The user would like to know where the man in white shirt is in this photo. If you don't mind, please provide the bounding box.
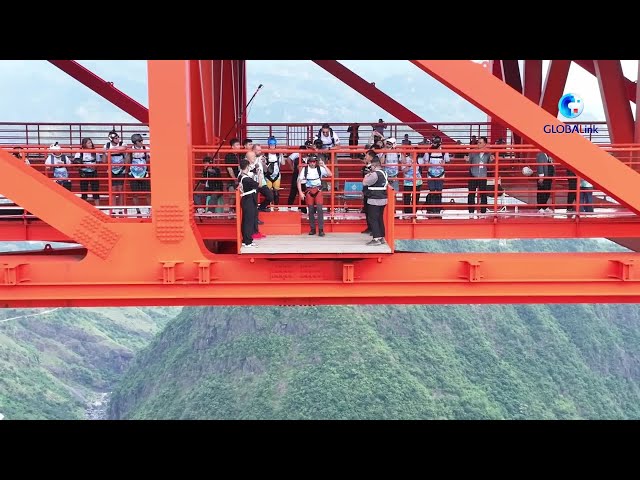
[314,123,340,149]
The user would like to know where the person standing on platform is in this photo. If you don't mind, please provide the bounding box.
[362,157,388,246]
[361,149,376,235]
[238,158,259,248]
[298,154,332,237]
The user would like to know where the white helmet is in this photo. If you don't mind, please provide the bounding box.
[385,137,397,147]
[49,142,61,157]
[522,166,533,176]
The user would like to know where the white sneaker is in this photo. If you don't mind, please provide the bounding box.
[538,208,546,214]
[242,243,257,248]
[545,207,554,214]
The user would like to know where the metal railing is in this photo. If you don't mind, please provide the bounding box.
[190,143,639,225]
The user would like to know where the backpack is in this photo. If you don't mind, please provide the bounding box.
[265,155,280,180]
[317,127,335,146]
[304,164,324,189]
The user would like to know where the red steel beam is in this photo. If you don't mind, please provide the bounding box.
[313,60,455,143]
[410,60,640,214]
[524,60,543,104]
[48,60,149,123]
[4,252,640,307]
[488,61,507,143]
[213,60,243,144]
[189,61,206,145]
[501,60,523,144]
[540,60,571,116]
[594,60,635,144]
[7,217,640,244]
[574,60,636,103]
[636,61,640,143]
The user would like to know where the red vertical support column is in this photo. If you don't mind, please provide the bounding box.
[540,60,570,116]
[488,60,507,144]
[236,60,247,141]
[147,60,209,262]
[189,61,206,146]
[594,60,635,144]
[199,60,214,145]
[212,60,241,146]
[636,61,640,143]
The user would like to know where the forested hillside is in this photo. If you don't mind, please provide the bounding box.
[108,239,640,420]
[0,306,180,419]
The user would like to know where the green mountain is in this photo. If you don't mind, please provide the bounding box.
[108,239,640,420]
[0,306,180,420]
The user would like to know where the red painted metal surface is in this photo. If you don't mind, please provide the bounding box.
[411,60,640,214]
[574,60,636,103]
[523,60,542,104]
[313,60,454,142]
[488,60,507,143]
[1,59,639,307]
[594,60,635,144]
[540,60,570,116]
[48,60,149,123]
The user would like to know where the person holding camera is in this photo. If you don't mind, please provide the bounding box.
[298,154,332,237]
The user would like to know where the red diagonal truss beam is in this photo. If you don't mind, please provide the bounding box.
[594,60,635,144]
[574,60,636,103]
[48,60,149,123]
[540,60,571,116]
[0,152,121,259]
[524,60,543,104]
[313,60,454,143]
[410,60,640,214]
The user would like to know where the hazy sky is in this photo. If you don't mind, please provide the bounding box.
[0,60,636,124]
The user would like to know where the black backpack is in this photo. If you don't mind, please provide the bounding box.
[317,127,335,146]
[304,164,324,189]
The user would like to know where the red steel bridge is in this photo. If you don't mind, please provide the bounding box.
[1,59,640,306]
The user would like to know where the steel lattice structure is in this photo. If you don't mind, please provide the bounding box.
[1,59,640,307]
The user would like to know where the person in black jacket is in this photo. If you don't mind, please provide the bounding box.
[238,158,260,247]
[361,150,376,235]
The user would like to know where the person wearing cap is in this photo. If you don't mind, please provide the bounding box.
[128,133,150,216]
[362,157,388,245]
[367,118,387,146]
[44,142,72,191]
[297,154,332,237]
[73,138,102,206]
[104,130,127,215]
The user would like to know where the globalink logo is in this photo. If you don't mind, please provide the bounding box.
[544,92,598,134]
[558,93,584,119]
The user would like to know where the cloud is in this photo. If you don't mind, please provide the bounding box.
[0,60,634,128]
